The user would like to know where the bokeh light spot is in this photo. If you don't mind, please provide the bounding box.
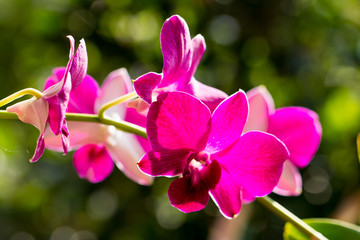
[155,194,185,229]
[87,187,118,221]
[303,167,332,205]
[209,15,240,45]
[51,226,76,240]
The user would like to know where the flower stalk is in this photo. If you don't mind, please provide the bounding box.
[98,91,138,119]
[0,110,147,139]
[0,88,43,108]
[66,112,147,139]
[257,196,328,240]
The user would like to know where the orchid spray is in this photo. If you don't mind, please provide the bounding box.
[0,16,338,240]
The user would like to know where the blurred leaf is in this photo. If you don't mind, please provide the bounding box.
[321,88,360,138]
[283,218,360,240]
[357,133,360,163]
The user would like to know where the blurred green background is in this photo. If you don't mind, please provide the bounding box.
[0,0,360,239]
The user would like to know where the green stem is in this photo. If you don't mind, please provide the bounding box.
[98,91,138,119]
[0,110,147,139]
[0,88,43,107]
[257,196,328,240]
[65,112,147,139]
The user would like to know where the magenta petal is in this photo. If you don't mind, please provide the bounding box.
[199,159,222,190]
[160,15,192,87]
[61,119,70,155]
[43,37,75,98]
[43,71,70,99]
[243,86,275,133]
[167,158,221,213]
[46,73,72,135]
[69,38,88,89]
[268,107,322,168]
[181,78,228,113]
[273,160,302,196]
[214,131,289,197]
[138,150,191,177]
[147,92,211,151]
[205,91,248,153]
[241,190,256,204]
[67,74,99,114]
[134,72,162,104]
[209,166,242,219]
[67,35,75,65]
[168,176,209,213]
[31,132,46,162]
[188,35,206,79]
[44,68,65,91]
[73,144,114,183]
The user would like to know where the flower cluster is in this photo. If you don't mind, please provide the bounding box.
[4,15,321,218]
[44,68,152,185]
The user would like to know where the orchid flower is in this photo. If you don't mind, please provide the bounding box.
[45,68,152,185]
[243,86,322,197]
[7,36,87,162]
[138,91,289,218]
[131,15,228,114]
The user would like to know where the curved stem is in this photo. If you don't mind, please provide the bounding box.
[257,196,328,240]
[0,110,147,139]
[0,88,43,107]
[98,91,138,119]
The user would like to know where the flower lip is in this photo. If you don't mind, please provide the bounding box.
[184,151,218,188]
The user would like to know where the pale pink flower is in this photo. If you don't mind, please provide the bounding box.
[7,36,87,162]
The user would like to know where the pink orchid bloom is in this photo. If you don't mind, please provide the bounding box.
[138,91,289,218]
[45,68,152,185]
[132,15,228,114]
[243,86,322,197]
[7,36,87,162]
